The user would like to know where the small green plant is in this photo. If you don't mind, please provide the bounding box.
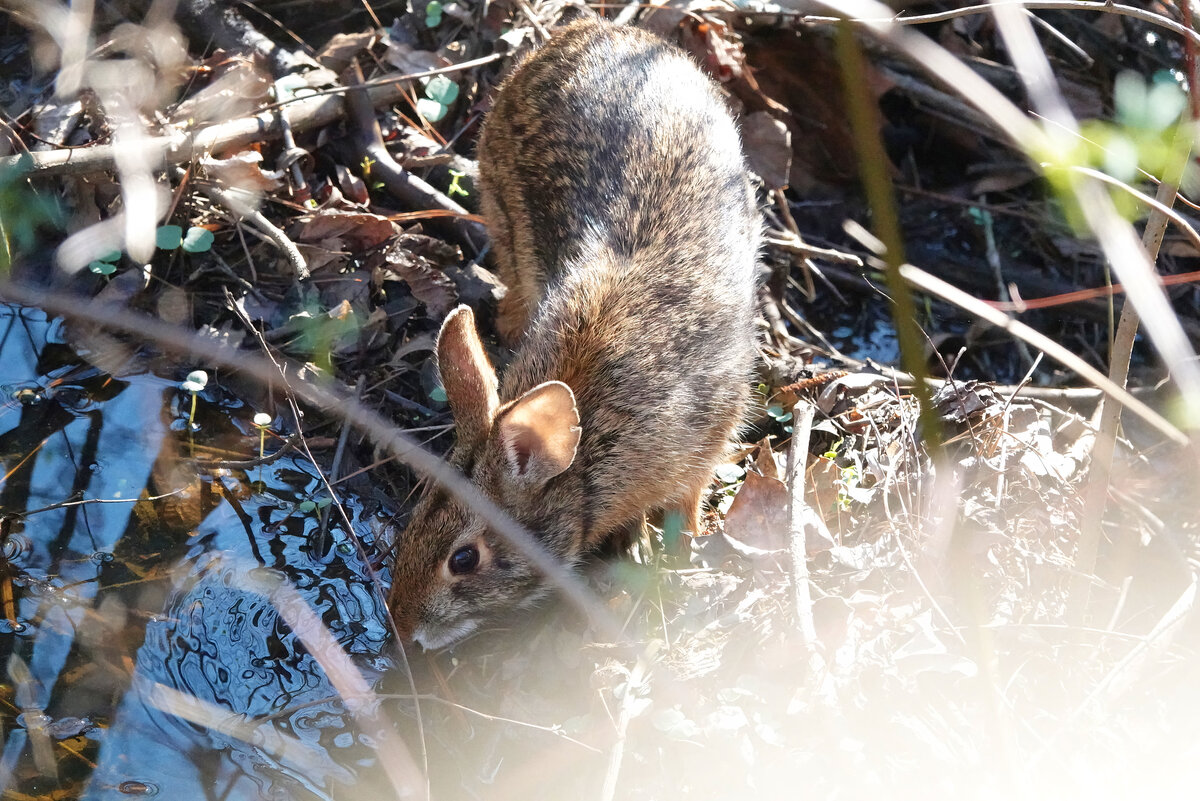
[416,75,459,123]
[766,402,793,433]
[1044,70,1192,228]
[156,224,215,253]
[88,250,121,275]
[447,168,469,198]
[424,0,443,27]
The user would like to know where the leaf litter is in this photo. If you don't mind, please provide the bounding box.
[0,0,1198,799]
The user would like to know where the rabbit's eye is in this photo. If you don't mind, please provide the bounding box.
[448,546,480,575]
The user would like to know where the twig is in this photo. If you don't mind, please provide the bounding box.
[765,232,864,266]
[898,263,1188,445]
[786,401,818,647]
[599,642,659,801]
[1071,127,1194,620]
[792,0,1200,48]
[176,0,316,76]
[375,694,602,752]
[345,62,486,252]
[192,433,301,470]
[221,284,431,780]
[180,167,309,280]
[0,57,501,178]
[1031,578,1197,772]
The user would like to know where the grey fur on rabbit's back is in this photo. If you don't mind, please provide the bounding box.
[389,19,761,650]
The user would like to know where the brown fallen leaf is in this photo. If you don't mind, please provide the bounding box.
[380,235,460,317]
[724,470,789,552]
[294,210,399,251]
[316,30,376,73]
[200,151,284,192]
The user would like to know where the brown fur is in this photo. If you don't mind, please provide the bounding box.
[388,19,761,649]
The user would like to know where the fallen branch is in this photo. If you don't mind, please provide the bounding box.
[345,62,486,251]
[1,57,501,178]
[178,167,310,281]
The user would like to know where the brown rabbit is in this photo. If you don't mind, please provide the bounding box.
[389,18,760,649]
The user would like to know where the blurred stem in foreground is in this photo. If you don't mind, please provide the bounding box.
[834,20,943,454]
[1071,124,1195,622]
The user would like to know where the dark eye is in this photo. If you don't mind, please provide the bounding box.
[448,546,480,575]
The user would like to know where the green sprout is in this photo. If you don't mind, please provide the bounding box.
[425,0,443,27]
[88,250,121,276]
[157,224,215,253]
[447,169,469,198]
[416,75,459,123]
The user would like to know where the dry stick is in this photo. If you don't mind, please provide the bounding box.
[897,264,1188,446]
[835,19,944,452]
[598,642,659,801]
[799,0,1200,48]
[0,282,625,646]
[1071,131,1194,621]
[1030,578,1197,771]
[786,402,818,648]
[140,679,359,789]
[0,56,501,178]
[179,167,310,281]
[260,573,428,801]
[222,286,430,778]
[765,232,865,267]
[344,62,485,252]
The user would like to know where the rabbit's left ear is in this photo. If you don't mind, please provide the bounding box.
[436,306,500,446]
[496,381,581,485]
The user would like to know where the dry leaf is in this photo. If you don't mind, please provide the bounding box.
[316,31,376,73]
[741,112,792,191]
[381,236,460,317]
[384,41,444,74]
[723,470,789,551]
[294,210,399,251]
[200,151,284,192]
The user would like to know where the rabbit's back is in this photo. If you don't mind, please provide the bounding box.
[479,21,760,540]
[479,21,760,343]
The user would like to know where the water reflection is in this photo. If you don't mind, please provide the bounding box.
[1,304,403,800]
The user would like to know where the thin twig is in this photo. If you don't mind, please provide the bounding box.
[0,56,502,178]
[181,167,309,280]
[897,263,1188,445]
[786,401,818,647]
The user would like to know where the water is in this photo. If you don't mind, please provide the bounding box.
[0,304,403,799]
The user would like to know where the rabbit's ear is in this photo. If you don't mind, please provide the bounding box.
[497,381,581,485]
[436,306,499,444]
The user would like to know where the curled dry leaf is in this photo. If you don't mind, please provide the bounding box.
[316,30,376,73]
[200,151,285,192]
[334,163,369,205]
[294,210,399,251]
[381,233,461,317]
[931,379,1003,426]
[384,41,445,74]
[723,470,789,552]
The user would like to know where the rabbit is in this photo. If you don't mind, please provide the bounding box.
[388,18,761,650]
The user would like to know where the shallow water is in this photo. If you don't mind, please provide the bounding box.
[1,304,403,800]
